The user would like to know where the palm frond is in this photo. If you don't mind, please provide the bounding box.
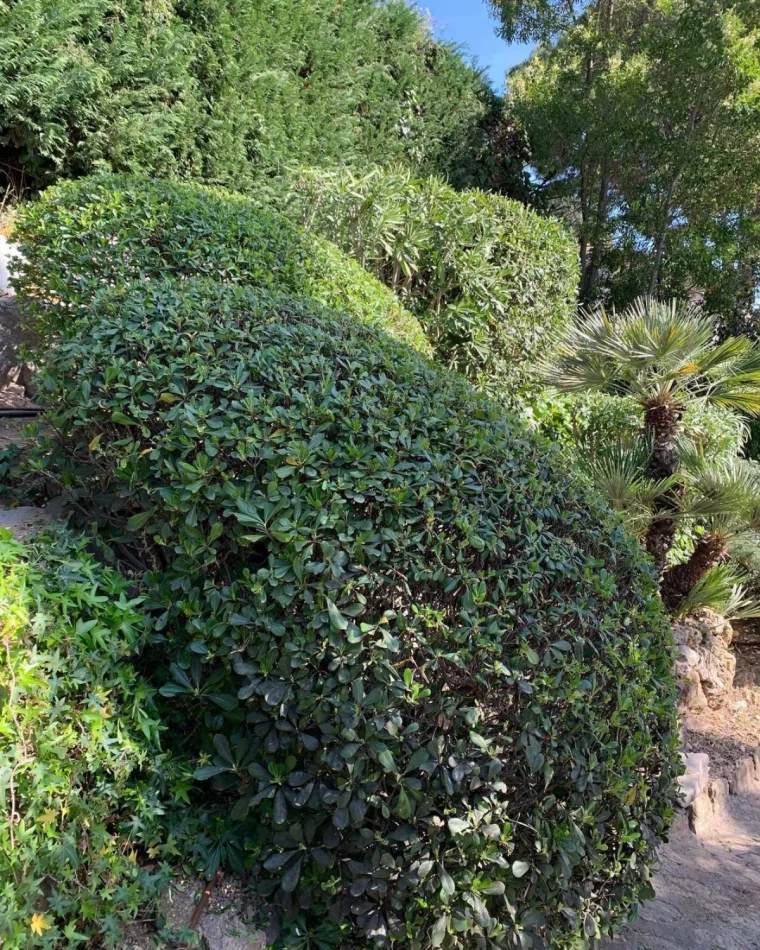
[576,433,675,535]
[693,334,754,376]
[671,564,727,618]
[678,445,760,523]
[545,297,722,402]
[693,345,760,414]
[671,563,760,620]
[547,296,760,420]
[613,297,714,372]
[543,307,624,392]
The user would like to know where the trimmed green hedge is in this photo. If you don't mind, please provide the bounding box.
[292,166,579,388]
[37,278,680,948]
[11,175,431,357]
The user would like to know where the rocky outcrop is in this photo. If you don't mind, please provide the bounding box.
[673,609,736,710]
[728,748,760,796]
[678,751,709,806]
[0,236,15,295]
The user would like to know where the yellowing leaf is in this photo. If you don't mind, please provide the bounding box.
[29,914,52,936]
[159,392,180,404]
[39,809,58,826]
[88,433,102,452]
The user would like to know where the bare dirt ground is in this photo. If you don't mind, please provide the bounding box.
[0,415,35,450]
[606,633,760,950]
[684,630,760,781]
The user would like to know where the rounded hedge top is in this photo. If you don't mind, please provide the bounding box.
[41,278,679,949]
[293,166,579,388]
[11,175,431,357]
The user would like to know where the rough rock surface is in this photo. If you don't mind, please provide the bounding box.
[728,751,760,796]
[0,296,38,397]
[0,236,15,294]
[673,610,736,710]
[677,751,709,806]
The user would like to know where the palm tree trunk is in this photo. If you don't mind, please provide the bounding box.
[643,398,682,572]
[660,533,728,613]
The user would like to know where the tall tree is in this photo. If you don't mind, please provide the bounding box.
[492,0,760,320]
[0,0,202,192]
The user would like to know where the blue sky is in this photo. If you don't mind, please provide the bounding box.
[418,1,534,93]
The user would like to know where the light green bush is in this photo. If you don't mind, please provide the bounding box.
[291,166,578,388]
[521,390,747,466]
[0,528,183,948]
[11,175,431,357]
[36,277,680,949]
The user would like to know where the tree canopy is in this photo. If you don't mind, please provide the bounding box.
[500,0,760,325]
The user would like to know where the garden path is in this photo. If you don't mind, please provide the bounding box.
[604,791,760,950]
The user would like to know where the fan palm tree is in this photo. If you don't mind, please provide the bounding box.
[547,297,760,569]
[660,450,760,611]
[576,433,760,617]
[574,432,677,537]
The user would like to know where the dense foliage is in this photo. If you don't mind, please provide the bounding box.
[0,528,179,948]
[522,390,747,470]
[34,277,680,948]
[11,175,430,356]
[0,0,513,197]
[500,0,760,326]
[292,167,577,388]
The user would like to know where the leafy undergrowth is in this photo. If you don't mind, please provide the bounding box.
[0,528,187,948]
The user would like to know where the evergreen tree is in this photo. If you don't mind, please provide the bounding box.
[0,0,513,195]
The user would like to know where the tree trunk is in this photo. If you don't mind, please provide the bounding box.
[643,398,682,573]
[579,171,590,297]
[577,49,596,300]
[660,533,729,613]
[648,106,699,296]
[579,160,611,303]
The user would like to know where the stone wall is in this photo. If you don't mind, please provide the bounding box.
[673,609,736,712]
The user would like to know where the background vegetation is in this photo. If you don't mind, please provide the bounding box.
[290,166,577,389]
[493,0,760,329]
[0,0,513,198]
